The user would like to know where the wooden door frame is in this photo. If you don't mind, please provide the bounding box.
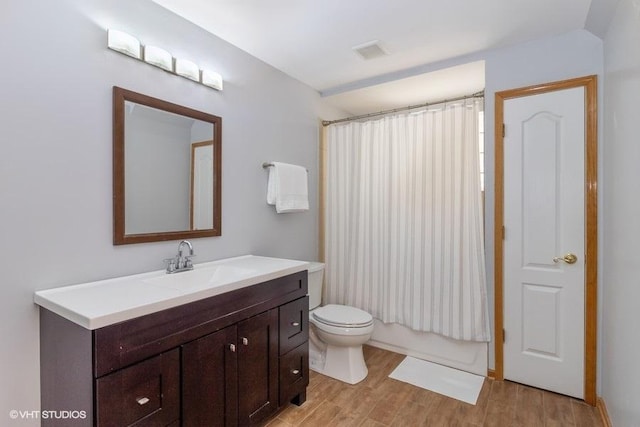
[494,75,598,405]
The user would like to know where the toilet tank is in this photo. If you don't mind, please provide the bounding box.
[307,262,325,310]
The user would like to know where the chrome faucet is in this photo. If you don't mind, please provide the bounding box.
[165,240,195,274]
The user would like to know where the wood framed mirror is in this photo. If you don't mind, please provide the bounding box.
[113,86,221,245]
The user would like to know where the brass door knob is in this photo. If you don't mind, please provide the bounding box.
[553,253,578,264]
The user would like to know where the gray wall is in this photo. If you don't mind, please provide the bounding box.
[601,0,640,424]
[191,120,214,143]
[0,0,343,424]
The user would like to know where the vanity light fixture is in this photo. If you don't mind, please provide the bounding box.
[201,70,223,91]
[175,58,200,82]
[144,45,173,72]
[107,29,223,91]
[107,29,141,59]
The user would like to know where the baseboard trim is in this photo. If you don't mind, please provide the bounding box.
[487,369,496,379]
[597,397,612,427]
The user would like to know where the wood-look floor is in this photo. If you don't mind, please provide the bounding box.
[267,345,603,427]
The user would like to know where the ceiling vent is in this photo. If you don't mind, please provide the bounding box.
[352,40,388,60]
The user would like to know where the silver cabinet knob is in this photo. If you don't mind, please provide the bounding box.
[291,369,300,375]
[229,344,236,352]
[291,322,300,327]
[136,397,150,406]
[242,337,249,346]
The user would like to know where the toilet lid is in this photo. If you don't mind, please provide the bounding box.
[312,304,373,328]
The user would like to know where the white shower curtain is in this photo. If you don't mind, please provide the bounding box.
[324,98,490,342]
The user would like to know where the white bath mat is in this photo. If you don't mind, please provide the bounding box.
[388,356,485,405]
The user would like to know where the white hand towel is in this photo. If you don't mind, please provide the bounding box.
[266,162,309,213]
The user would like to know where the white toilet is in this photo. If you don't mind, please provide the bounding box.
[307,262,374,384]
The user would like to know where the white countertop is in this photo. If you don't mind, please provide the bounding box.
[34,255,310,330]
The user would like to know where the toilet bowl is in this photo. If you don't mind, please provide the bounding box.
[307,262,374,384]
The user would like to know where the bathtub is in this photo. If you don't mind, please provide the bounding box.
[367,319,488,376]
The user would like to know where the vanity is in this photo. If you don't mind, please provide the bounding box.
[35,255,310,426]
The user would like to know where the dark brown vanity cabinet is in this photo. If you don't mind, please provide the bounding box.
[39,271,308,427]
[182,310,280,426]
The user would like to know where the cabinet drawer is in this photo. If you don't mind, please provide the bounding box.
[279,296,308,355]
[279,342,309,406]
[95,349,179,427]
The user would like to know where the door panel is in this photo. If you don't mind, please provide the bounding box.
[522,112,561,267]
[522,283,561,358]
[503,86,585,398]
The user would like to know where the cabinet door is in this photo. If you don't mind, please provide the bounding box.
[182,326,238,427]
[237,309,279,426]
[95,349,179,427]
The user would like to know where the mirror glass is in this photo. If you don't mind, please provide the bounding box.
[113,87,221,245]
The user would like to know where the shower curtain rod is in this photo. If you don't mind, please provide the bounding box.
[321,90,484,127]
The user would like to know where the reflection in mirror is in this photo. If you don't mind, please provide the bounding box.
[113,87,221,245]
[124,102,213,234]
[191,141,214,230]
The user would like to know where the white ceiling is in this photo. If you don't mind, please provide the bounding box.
[322,61,485,116]
[150,0,616,116]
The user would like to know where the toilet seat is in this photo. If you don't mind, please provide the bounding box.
[312,304,373,328]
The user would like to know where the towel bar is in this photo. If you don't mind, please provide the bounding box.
[262,162,308,172]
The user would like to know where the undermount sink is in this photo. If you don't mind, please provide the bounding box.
[143,264,257,290]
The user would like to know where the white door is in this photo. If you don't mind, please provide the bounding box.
[191,143,214,230]
[503,86,585,398]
